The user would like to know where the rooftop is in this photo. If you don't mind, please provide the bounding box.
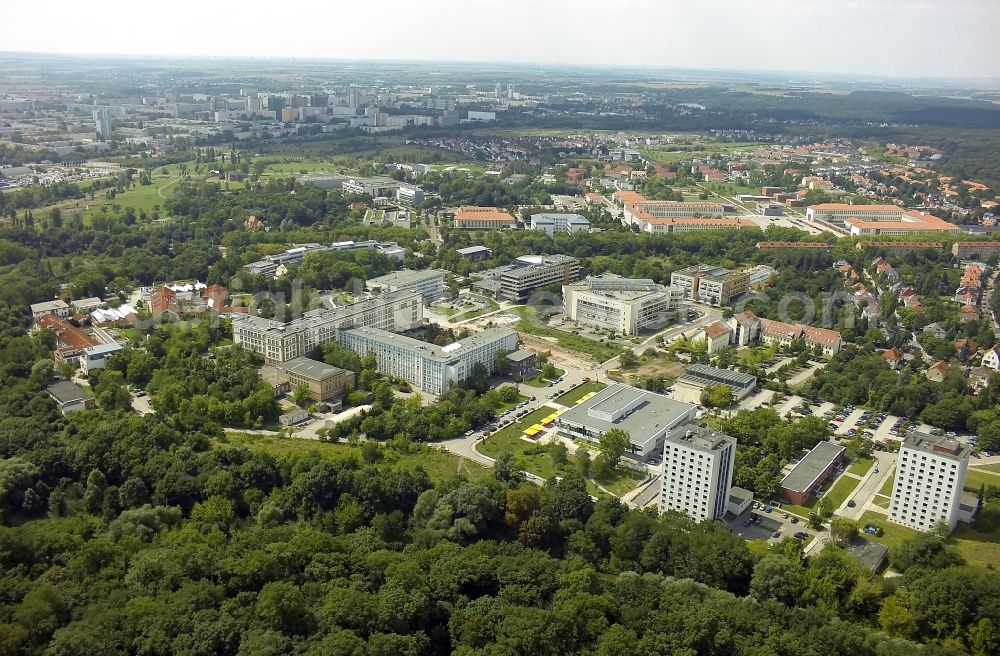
[902,431,970,461]
[781,441,846,494]
[31,299,69,312]
[682,363,756,390]
[530,212,590,225]
[46,380,90,405]
[558,383,696,439]
[456,245,492,256]
[278,356,350,381]
[344,325,516,363]
[367,268,446,287]
[666,422,736,454]
[506,348,536,363]
[454,206,515,222]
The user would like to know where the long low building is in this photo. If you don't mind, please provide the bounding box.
[677,363,757,401]
[952,241,1000,259]
[780,441,846,505]
[856,241,944,255]
[453,206,516,230]
[805,203,960,236]
[340,326,517,394]
[556,383,698,460]
[562,275,682,336]
[757,241,833,250]
[642,216,758,234]
[366,268,447,304]
[231,290,423,363]
[726,310,842,356]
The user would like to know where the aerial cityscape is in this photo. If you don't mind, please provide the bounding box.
[2,2,1000,654]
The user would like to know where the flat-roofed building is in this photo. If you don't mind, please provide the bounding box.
[677,363,756,400]
[231,290,423,363]
[456,245,492,260]
[500,254,581,302]
[529,212,591,235]
[454,206,516,230]
[727,486,754,516]
[889,432,970,532]
[504,348,538,378]
[757,241,833,251]
[340,326,517,394]
[659,423,736,521]
[780,441,846,505]
[276,357,355,402]
[556,383,698,460]
[670,265,750,306]
[366,268,446,304]
[563,275,680,336]
[80,342,124,374]
[31,299,70,319]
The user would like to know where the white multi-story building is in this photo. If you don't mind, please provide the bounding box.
[529,213,591,235]
[659,423,736,522]
[340,326,517,394]
[366,269,447,304]
[500,254,581,302]
[30,299,71,319]
[562,275,681,336]
[889,432,970,532]
[231,290,423,363]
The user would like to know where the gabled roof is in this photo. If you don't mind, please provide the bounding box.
[704,322,731,340]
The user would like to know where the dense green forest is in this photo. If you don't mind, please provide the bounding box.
[2,321,999,655]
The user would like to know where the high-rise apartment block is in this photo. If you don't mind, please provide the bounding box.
[889,432,970,532]
[659,424,737,522]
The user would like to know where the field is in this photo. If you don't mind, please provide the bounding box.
[782,497,818,518]
[556,381,608,406]
[848,458,874,476]
[948,522,1000,571]
[964,467,1000,493]
[971,463,1000,474]
[477,403,644,497]
[824,475,861,509]
[514,307,624,364]
[858,510,919,552]
[523,367,565,388]
[879,474,896,496]
[219,432,488,483]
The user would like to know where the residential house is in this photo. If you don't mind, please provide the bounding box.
[925,360,950,382]
[960,305,982,323]
[982,345,1000,371]
[883,347,905,370]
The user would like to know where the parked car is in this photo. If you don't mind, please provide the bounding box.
[771,531,781,539]
[790,516,799,524]
[847,500,856,508]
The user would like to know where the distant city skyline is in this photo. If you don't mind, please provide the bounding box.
[3,0,998,80]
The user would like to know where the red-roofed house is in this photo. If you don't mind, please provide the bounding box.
[703,322,732,354]
[883,347,904,370]
[925,360,950,382]
[150,287,181,318]
[960,305,982,323]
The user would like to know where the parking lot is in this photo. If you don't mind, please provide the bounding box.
[724,504,813,544]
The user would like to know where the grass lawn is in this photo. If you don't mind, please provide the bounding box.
[879,474,896,496]
[556,381,608,406]
[218,432,487,483]
[971,463,1000,474]
[848,457,874,476]
[872,495,891,509]
[478,407,555,459]
[523,367,565,388]
[964,467,1000,493]
[783,497,818,518]
[823,475,861,509]
[496,394,529,414]
[478,404,645,497]
[948,522,1000,571]
[514,306,624,364]
[858,510,919,552]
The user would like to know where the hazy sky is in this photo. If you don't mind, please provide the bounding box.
[3,0,998,79]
